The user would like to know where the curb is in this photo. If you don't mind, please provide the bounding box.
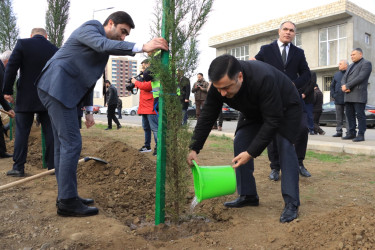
[97,121,375,156]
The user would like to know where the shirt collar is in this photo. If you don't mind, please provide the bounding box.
[277,39,290,48]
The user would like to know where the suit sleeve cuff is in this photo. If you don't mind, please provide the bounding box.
[85,106,93,112]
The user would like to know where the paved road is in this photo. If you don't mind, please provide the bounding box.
[94,114,375,155]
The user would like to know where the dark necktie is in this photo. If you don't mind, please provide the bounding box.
[282,44,287,65]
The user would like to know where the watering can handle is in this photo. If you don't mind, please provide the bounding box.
[192,160,199,169]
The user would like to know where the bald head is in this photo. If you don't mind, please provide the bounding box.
[31,28,47,38]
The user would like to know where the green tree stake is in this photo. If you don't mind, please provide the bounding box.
[41,126,47,169]
[155,0,170,226]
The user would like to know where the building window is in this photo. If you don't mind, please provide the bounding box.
[365,33,371,45]
[319,24,347,66]
[294,33,302,48]
[323,76,333,92]
[229,45,249,60]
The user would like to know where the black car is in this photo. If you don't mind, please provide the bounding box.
[319,101,375,128]
[187,104,239,121]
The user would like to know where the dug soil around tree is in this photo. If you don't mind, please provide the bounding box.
[1,124,375,249]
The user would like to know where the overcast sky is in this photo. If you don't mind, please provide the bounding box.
[11,0,375,84]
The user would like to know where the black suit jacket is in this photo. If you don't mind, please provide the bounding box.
[190,60,302,158]
[3,35,58,112]
[255,40,310,92]
[0,61,11,111]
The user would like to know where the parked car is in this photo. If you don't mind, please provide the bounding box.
[186,104,239,121]
[99,106,118,114]
[319,101,375,128]
[93,105,103,114]
[123,106,138,116]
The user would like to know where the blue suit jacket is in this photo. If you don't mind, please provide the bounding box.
[255,40,310,92]
[36,20,136,109]
[3,35,58,112]
[330,70,346,105]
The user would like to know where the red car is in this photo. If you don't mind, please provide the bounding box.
[82,105,103,114]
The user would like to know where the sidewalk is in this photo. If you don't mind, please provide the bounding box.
[111,118,375,156]
[209,129,375,156]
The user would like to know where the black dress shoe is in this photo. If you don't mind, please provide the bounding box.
[104,127,112,130]
[332,132,342,137]
[280,203,298,223]
[224,195,259,208]
[269,169,280,181]
[56,196,94,207]
[57,197,98,217]
[0,152,13,158]
[299,165,311,177]
[352,135,365,142]
[117,125,122,130]
[6,169,25,177]
[342,133,356,140]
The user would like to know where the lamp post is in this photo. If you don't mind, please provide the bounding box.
[92,7,114,19]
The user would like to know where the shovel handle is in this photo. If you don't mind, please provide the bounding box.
[0,169,55,191]
[0,157,106,191]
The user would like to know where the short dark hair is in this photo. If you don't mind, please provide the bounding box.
[353,48,363,54]
[105,80,111,85]
[103,11,135,29]
[197,73,203,77]
[208,55,241,82]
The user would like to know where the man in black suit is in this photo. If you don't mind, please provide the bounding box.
[188,55,302,223]
[104,80,121,130]
[0,57,15,158]
[3,28,58,177]
[254,21,311,180]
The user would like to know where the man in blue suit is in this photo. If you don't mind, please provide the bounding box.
[254,21,311,182]
[3,28,58,177]
[36,11,168,217]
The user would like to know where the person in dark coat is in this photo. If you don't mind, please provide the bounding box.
[254,21,311,180]
[341,48,372,142]
[313,84,325,135]
[178,70,191,125]
[330,60,348,137]
[1,50,12,138]
[0,58,15,158]
[3,28,58,177]
[302,72,316,135]
[187,55,302,223]
[117,98,122,119]
[104,80,121,130]
[191,73,209,119]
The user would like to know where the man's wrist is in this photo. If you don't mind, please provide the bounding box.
[85,111,94,115]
